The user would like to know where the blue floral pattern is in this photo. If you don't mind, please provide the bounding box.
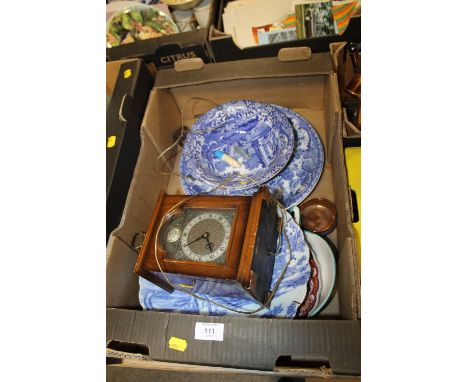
[180,100,294,192]
[179,104,324,209]
[138,211,311,318]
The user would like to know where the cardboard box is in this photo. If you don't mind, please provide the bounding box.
[330,42,361,138]
[106,5,216,70]
[106,50,360,378]
[106,59,154,241]
[209,0,360,63]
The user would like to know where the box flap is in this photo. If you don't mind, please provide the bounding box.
[106,59,138,96]
[107,309,360,375]
[174,58,205,72]
[277,47,312,62]
[154,53,334,89]
[330,42,347,73]
[106,236,141,308]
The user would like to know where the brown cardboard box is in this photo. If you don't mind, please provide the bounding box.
[106,49,360,378]
[209,0,361,65]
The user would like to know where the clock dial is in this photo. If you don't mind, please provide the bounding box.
[161,208,235,264]
[181,212,231,262]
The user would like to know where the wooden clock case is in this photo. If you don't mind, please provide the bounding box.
[134,187,279,304]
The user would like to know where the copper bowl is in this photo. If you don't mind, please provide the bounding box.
[300,198,337,235]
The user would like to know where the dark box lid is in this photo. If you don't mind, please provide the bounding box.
[106,60,153,241]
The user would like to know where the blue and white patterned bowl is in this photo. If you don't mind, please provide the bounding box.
[180,100,295,192]
[139,211,311,318]
[180,104,325,209]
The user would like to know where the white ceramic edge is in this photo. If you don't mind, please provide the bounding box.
[303,230,337,317]
[106,1,145,14]
[288,206,301,226]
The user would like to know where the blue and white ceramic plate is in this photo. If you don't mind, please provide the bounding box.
[180,105,325,209]
[139,211,311,318]
[260,105,324,207]
[180,100,295,192]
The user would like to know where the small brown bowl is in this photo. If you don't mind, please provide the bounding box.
[300,198,337,235]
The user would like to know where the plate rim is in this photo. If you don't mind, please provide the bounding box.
[268,104,325,208]
[303,230,337,317]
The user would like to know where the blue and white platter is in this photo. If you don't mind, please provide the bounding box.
[258,105,324,207]
[180,100,295,192]
[180,104,325,209]
[139,211,311,318]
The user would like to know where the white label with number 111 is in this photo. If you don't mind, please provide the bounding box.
[194,322,224,341]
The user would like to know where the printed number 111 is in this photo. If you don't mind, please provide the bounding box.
[205,327,215,335]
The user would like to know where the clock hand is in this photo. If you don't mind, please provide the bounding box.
[205,241,214,252]
[183,232,210,247]
[201,232,214,252]
[183,235,204,247]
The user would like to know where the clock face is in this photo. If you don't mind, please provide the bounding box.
[161,208,235,264]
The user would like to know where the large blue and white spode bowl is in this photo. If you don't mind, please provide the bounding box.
[180,100,295,192]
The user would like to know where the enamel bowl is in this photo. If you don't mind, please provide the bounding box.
[303,231,337,317]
